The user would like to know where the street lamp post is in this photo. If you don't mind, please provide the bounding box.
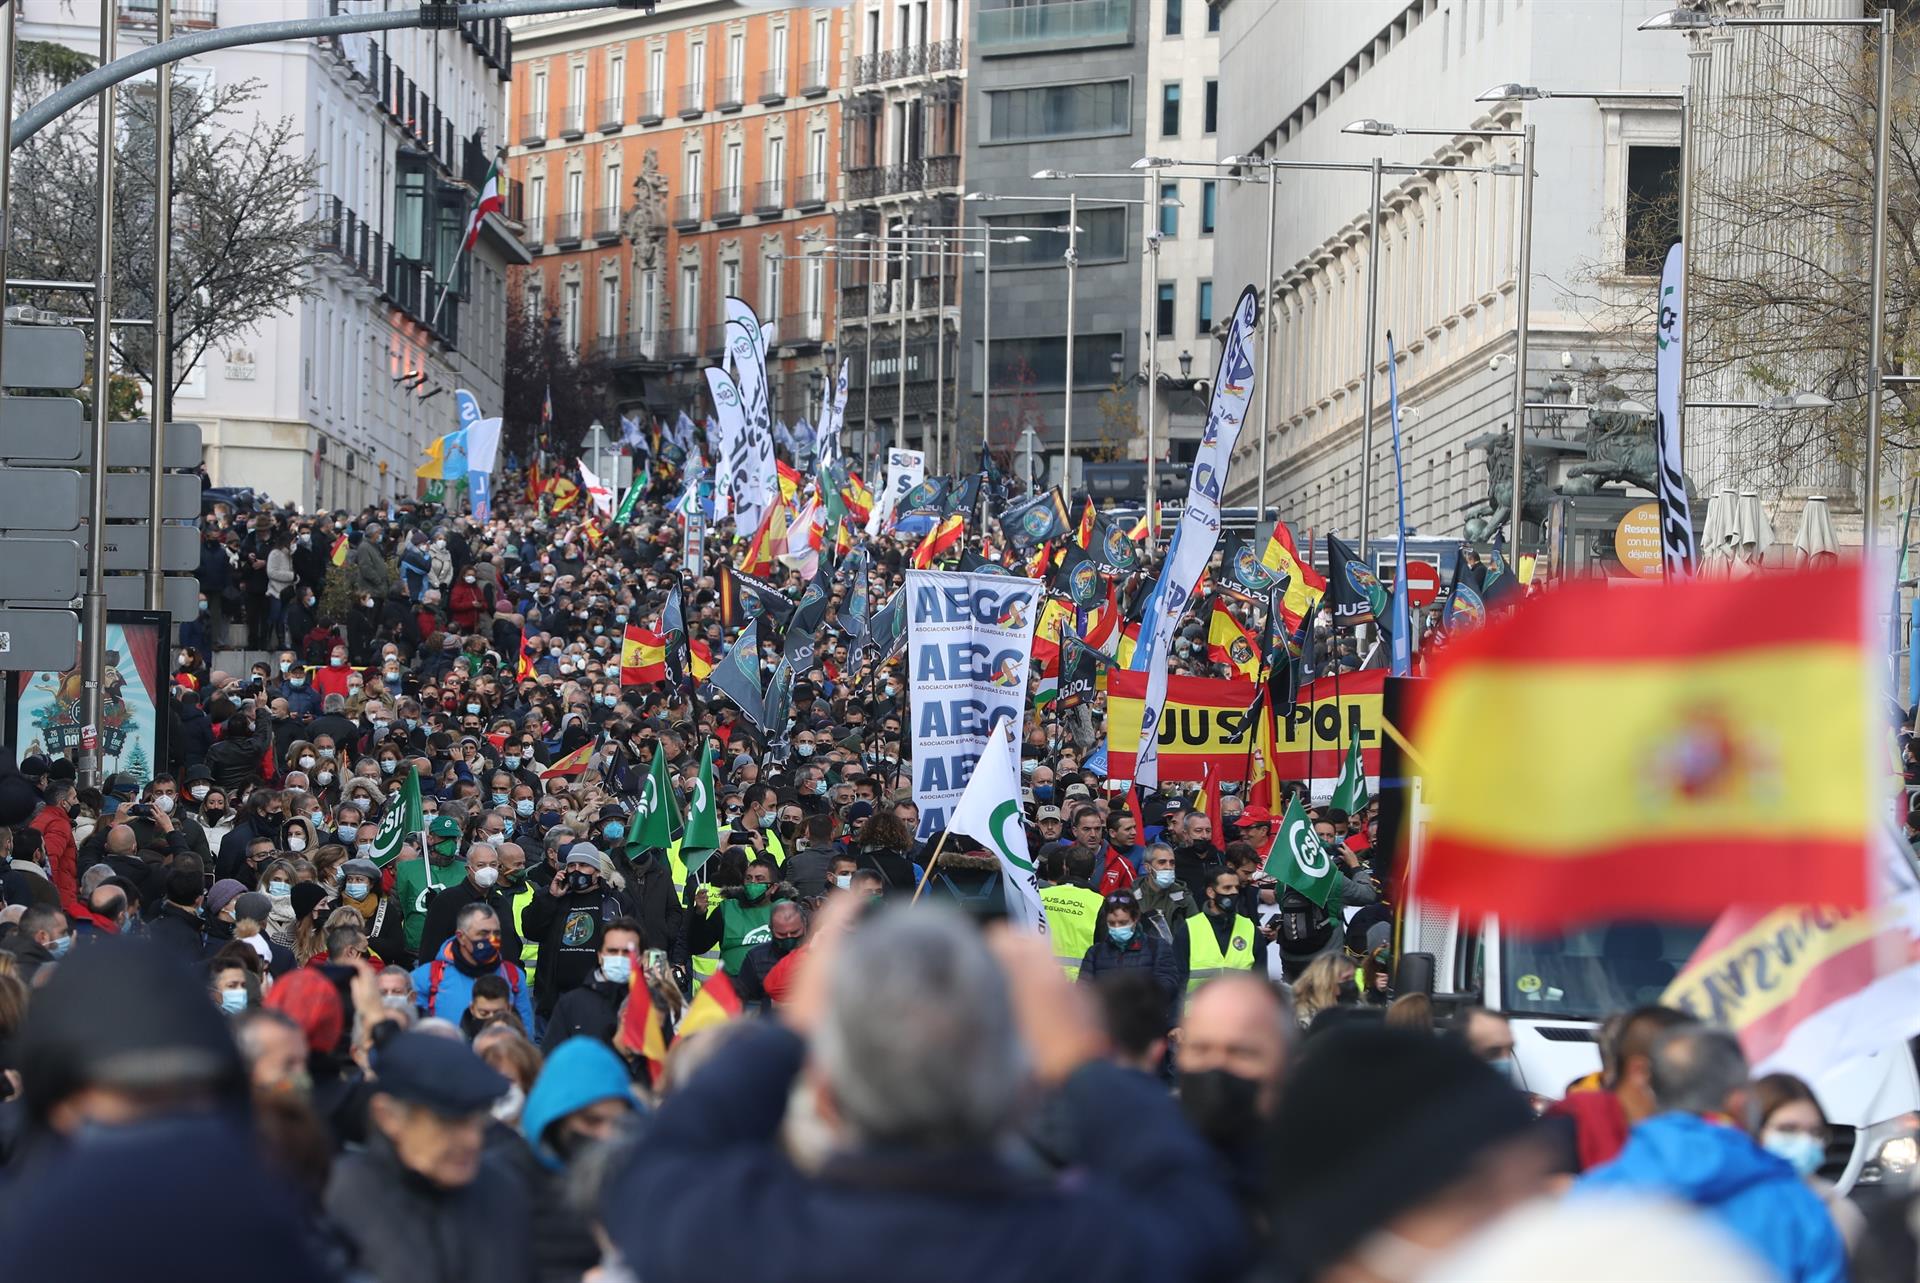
[80,0,118,789]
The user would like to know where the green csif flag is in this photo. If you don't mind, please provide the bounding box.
[370,766,423,868]
[679,741,722,875]
[1330,723,1370,815]
[629,744,682,855]
[1265,794,1341,910]
[613,477,644,524]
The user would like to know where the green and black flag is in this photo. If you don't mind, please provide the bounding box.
[709,619,768,726]
[1326,534,1388,627]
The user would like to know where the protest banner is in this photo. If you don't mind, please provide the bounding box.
[867,448,926,536]
[1105,670,1265,784]
[906,569,1042,840]
[1269,668,1385,800]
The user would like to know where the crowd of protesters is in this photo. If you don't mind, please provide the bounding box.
[0,447,1889,1283]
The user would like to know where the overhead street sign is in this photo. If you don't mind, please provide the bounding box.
[0,607,79,671]
[0,538,81,601]
[103,574,196,619]
[0,470,84,531]
[88,524,199,573]
[103,473,202,522]
[0,326,86,390]
[0,406,205,470]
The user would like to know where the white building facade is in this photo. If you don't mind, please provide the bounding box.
[17,0,525,512]
[1214,0,1688,550]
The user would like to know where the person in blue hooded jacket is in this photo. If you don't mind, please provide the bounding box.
[509,1037,643,1283]
[1576,1023,1845,1283]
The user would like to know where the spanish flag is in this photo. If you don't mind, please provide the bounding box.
[525,455,544,506]
[776,459,803,504]
[515,636,536,683]
[840,471,873,524]
[677,970,745,1038]
[742,502,789,578]
[1075,497,1095,549]
[1261,518,1326,627]
[616,976,671,1087]
[1411,563,1874,931]
[690,638,715,682]
[620,625,667,685]
[540,740,596,779]
[1206,600,1261,680]
[330,534,349,567]
[1126,502,1160,541]
[912,512,966,569]
[549,474,581,514]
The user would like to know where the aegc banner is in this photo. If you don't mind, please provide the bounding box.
[906,569,1042,840]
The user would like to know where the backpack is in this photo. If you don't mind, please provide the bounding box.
[1277,888,1335,954]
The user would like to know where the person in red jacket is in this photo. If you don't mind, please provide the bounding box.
[31,778,80,914]
[312,642,355,701]
[450,572,483,632]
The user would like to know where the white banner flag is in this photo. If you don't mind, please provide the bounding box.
[1130,285,1261,789]
[817,358,850,475]
[905,569,1042,841]
[947,721,1048,937]
[578,460,614,517]
[866,447,925,536]
[1654,242,1697,578]
[726,298,778,531]
[705,367,751,527]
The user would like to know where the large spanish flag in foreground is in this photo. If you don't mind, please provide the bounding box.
[620,625,667,685]
[1412,563,1874,930]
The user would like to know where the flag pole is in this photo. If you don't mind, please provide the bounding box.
[909,831,952,904]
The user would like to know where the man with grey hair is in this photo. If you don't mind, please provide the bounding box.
[1578,1024,1844,1283]
[604,902,1246,1282]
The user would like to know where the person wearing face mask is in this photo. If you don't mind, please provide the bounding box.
[393,815,468,962]
[1178,973,1294,1220]
[1753,1074,1866,1256]
[30,778,81,915]
[781,812,841,900]
[734,900,808,1010]
[278,663,322,719]
[0,902,72,982]
[410,903,534,1029]
[1076,892,1179,1021]
[521,844,636,1020]
[333,856,410,967]
[418,843,525,968]
[1186,867,1258,994]
[1132,842,1199,967]
[540,920,644,1052]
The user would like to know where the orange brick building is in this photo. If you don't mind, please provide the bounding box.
[508,2,844,423]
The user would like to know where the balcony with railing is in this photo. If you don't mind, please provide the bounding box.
[672,192,703,229]
[677,82,705,118]
[552,210,584,246]
[312,196,460,347]
[753,180,786,215]
[799,58,830,96]
[519,112,547,144]
[121,0,218,28]
[782,313,828,345]
[558,102,585,138]
[665,327,700,360]
[794,171,829,209]
[593,206,624,241]
[596,96,624,131]
[978,0,1131,50]
[714,75,744,112]
[852,37,964,86]
[712,186,744,223]
[846,155,959,201]
[636,87,664,125]
[758,67,787,103]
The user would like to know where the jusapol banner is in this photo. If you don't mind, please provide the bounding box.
[1105,670,1265,784]
[1269,669,1385,801]
[906,570,1043,840]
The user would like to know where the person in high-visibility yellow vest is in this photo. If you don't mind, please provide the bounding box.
[1186,867,1257,992]
[1040,880,1104,980]
[499,840,539,983]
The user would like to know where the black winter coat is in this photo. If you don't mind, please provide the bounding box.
[325,1130,533,1283]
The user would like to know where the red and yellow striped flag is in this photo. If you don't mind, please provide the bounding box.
[330,534,349,567]
[616,977,670,1087]
[912,512,966,569]
[1261,518,1326,628]
[677,970,744,1039]
[690,638,714,682]
[540,741,596,779]
[516,636,536,683]
[620,624,667,685]
[1075,497,1095,548]
[1410,564,1875,930]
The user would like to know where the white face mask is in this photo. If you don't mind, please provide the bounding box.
[472,866,499,889]
[190,784,209,800]
[317,771,334,786]
[299,756,316,770]
[356,842,377,860]
[287,836,307,852]
[490,1081,525,1123]
[153,795,174,814]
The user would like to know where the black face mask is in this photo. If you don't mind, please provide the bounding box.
[566,869,597,895]
[1178,1068,1261,1147]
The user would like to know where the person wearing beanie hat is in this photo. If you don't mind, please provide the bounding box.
[1264,1025,1543,1282]
[521,841,636,1020]
[227,891,295,977]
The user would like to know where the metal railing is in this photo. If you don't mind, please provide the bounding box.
[596,96,624,131]
[552,210,583,245]
[759,67,788,102]
[519,112,547,144]
[846,155,959,200]
[794,171,829,207]
[977,0,1130,48]
[558,102,585,137]
[800,58,830,95]
[784,313,827,343]
[672,192,703,226]
[120,0,218,28]
[852,37,963,86]
[665,327,700,359]
[712,186,744,221]
[714,74,743,111]
[593,206,624,240]
[754,179,787,214]
[636,88,664,124]
[677,82,705,117]
[704,323,731,355]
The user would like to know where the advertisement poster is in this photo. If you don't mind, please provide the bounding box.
[10,611,169,782]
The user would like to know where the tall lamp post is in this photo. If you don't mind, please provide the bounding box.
[1640,6,1894,550]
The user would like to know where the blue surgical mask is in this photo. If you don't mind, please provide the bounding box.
[491,792,509,806]
[343,879,371,901]
[219,988,249,1014]
[516,799,535,818]
[600,954,633,985]
[811,780,828,797]
[380,759,397,774]
[1033,784,1055,803]
[834,873,852,890]
[309,811,326,828]
[1108,924,1136,945]
[1154,868,1177,888]
[338,824,357,841]
[48,933,73,959]
[1763,1129,1826,1178]
[504,754,521,769]
[266,880,292,899]
[604,821,625,841]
